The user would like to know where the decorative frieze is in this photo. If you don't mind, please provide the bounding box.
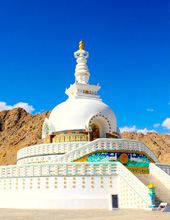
[52,130,88,143]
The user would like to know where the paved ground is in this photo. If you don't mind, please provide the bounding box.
[0,209,170,220]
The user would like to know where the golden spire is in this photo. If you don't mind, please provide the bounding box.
[79,40,84,50]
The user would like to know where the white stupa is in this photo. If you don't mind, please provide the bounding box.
[0,41,164,211]
[42,41,120,143]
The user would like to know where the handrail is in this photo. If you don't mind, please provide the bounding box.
[156,163,170,168]
[49,138,159,163]
[155,163,170,176]
[150,163,170,189]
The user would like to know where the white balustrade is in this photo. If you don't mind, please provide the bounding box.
[117,162,151,206]
[17,142,88,164]
[50,138,159,164]
[150,163,170,189]
[155,164,170,176]
[0,162,117,179]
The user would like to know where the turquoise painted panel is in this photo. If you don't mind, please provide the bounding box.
[87,152,151,168]
[46,127,49,134]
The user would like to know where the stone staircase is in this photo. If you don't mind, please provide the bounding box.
[135,174,170,207]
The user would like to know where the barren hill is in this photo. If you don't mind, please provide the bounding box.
[0,108,169,165]
[0,108,51,165]
[121,132,170,164]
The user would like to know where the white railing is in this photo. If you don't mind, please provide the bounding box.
[17,142,88,160]
[155,164,170,176]
[150,163,170,189]
[0,162,117,179]
[117,162,151,206]
[49,138,159,163]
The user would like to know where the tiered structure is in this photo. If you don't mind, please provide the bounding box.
[0,41,170,210]
[42,41,120,145]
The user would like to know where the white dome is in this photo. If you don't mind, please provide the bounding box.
[49,97,117,136]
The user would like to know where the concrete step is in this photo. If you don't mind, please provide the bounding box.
[135,174,170,206]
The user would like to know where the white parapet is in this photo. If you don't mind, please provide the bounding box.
[49,139,159,164]
[150,163,170,190]
[117,162,151,208]
[17,142,88,165]
[0,162,117,178]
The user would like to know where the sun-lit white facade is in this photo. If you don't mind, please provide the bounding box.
[0,41,169,210]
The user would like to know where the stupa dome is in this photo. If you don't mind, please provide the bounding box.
[49,97,117,136]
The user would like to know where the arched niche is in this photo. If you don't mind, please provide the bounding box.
[88,113,111,138]
[42,118,50,139]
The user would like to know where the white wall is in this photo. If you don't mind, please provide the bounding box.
[118,176,149,209]
[0,175,118,209]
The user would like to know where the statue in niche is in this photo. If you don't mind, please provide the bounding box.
[91,124,100,140]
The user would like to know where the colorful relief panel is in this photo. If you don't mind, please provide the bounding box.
[52,132,88,143]
[87,152,151,168]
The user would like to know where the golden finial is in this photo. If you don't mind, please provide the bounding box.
[147,182,156,189]
[79,40,84,50]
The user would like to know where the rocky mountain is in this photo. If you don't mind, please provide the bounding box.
[121,132,170,164]
[0,108,169,165]
[0,108,51,165]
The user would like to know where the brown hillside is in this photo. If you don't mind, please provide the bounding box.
[0,108,169,165]
[122,132,170,164]
[0,108,51,165]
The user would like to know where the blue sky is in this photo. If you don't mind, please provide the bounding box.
[0,0,169,134]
